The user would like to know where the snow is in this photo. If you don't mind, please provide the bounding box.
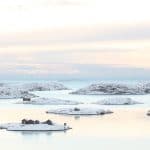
[94,97,142,105]
[0,82,68,99]
[46,107,113,115]
[16,97,82,105]
[71,83,150,95]
[0,87,36,99]
[0,123,71,131]
[16,82,69,91]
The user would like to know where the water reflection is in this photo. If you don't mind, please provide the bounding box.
[74,115,80,120]
[17,131,54,136]
[46,113,108,120]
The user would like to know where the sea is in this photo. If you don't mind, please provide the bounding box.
[0,80,150,150]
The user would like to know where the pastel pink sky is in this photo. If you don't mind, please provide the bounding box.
[0,0,150,80]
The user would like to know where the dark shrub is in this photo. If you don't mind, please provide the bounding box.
[35,120,40,124]
[27,120,35,124]
[43,120,53,125]
[22,119,27,124]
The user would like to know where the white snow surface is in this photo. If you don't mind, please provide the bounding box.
[71,83,150,95]
[0,123,71,131]
[0,87,36,99]
[16,82,69,91]
[17,97,82,105]
[46,107,113,115]
[94,97,142,105]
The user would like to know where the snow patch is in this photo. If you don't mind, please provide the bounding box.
[16,97,82,105]
[94,97,142,105]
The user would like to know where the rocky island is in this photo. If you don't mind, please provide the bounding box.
[46,107,113,115]
[0,119,71,131]
[71,83,150,95]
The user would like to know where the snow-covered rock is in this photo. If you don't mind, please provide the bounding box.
[0,82,68,99]
[71,83,150,95]
[142,83,150,94]
[0,87,36,99]
[94,97,142,105]
[0,121,71,131]
[46,107,113,115]
[16,97,81,105]
[17,82,69,91]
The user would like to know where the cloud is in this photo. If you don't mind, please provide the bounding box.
[0,47,150,70]
[0,0,82,11]
[0,0,150,81]
[1,23,150,48]
[0,63,150,80]
[72,64,150,80]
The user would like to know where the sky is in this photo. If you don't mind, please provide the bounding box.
[0,0,150,80]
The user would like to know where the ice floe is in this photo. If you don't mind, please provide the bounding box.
[93,97,142,105]
[46,107,113,115]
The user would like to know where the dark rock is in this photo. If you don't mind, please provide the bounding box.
[34,120,40,124]
[27,120,35,124]
[99,111,105,115]
[147,111,150,116]
[22,119,27,124]
[64,123,67,126]
[74,108,80,111]
[23,97,31,101]
[43,120,53,125]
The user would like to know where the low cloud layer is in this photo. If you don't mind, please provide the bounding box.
[0,49,149,80]
[1,23,150,47]
[0,63,150,80]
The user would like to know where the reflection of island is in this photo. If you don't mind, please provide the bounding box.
[74,115,81,120]
[19,131,53,136]
[19,129,69,136]
[74,114,107,120]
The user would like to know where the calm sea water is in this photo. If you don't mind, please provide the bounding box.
[0,80,150,150]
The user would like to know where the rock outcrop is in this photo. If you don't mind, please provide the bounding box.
[71,83,150,95]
